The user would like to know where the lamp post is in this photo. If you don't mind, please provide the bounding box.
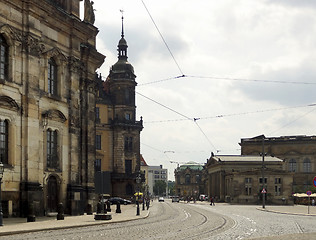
[136,174,141,216]
[261,136,266,209]
[0,161,4,226]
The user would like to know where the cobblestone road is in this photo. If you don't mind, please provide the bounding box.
[1,201,316,240]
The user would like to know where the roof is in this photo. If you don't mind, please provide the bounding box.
[178,162,204,171]
[213,155,283,162]
[140,154,148,166]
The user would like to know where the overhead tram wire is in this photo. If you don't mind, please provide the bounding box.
[268,107,316,135]
[138,74,316,87]
[143,103,316,124]
[137,91,218,152]
[141,0,184,76]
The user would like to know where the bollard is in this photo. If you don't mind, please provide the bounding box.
[27,202,36,222]
[106,201,111,212]
[136,201,140,216]
[116,202,121,213]
[86,203,92,215]
[57,202,64,220]
[97,202,102,214]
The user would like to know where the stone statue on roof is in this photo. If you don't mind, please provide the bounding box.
[84,0,95,24]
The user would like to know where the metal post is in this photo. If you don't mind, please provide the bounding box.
[0,179,2,226]
[262,137,265,209]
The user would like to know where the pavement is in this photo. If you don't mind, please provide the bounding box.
[257,204,316,216]
[0,202,315,237]
[0,203,149,237]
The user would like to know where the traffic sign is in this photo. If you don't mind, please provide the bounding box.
[307,191,312,196]
[261,188,267,194]
[313,176,316,188]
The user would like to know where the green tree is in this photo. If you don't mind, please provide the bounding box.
[153,180,167,196]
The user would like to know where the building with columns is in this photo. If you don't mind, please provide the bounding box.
[0,0,104,216]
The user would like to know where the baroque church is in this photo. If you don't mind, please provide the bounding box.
[95,15,144,198]
[0,0,104,216]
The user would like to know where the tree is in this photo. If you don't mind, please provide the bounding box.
[153,180,167,196]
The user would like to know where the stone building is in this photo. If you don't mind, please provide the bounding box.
[95,16,143,199]
[204,155,294,204]
[240,135,316,193]
[174,162,205,199]
[0,0,104,216]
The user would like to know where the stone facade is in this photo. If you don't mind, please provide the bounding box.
[95,18,143,199]
[205,155,294,205]
[174,162,205,200]
[240,135,316,193]
[0,0,104,216]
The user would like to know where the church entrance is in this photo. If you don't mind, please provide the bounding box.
[47,176,58,212]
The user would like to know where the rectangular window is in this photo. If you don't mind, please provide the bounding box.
[95,159,101,172]
[245,186,252,195]
[124,137,133,151]
[47,129,58,168]
[0,35,8,80]
[154,175,160,179]
[48,58,57,95]
[259,178,267,184]
[96,135,101,150]
[245,178,252,183]
[274,178,281,184]
[0,120,8,164]
[95,107,100,123]
[125,160,132,175]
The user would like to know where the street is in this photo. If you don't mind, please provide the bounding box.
[1,200,316,240]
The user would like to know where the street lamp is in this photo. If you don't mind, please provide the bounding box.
[0,161,4,226]
[261,136,266,209]
[136,174,141,216]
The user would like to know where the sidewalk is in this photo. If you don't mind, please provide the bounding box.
[0,204,149,236]
[258,204,316,216]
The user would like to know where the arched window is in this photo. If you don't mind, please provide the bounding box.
[303,158,311,173]
[0,119,8,164]
[185,174,191,184]
[47,129,58,168]
[289,159,296,172]
[0,35,8,81]
[48,58,57,95]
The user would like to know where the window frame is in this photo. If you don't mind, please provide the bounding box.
[48,57,58,95]
[0,119,8,164]
[0,35,9,81]
[47,129,58,169]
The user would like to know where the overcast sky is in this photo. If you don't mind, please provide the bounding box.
[83,0,316,180]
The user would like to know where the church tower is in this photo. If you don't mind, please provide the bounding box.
[106,15,143,197]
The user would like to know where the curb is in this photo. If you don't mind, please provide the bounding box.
[256,207,316,217]
[0,210,150,237]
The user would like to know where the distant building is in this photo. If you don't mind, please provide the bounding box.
[240,135,316,193]
[140,155,149,186]
[174,162,205,199]
[148,165,168,196]
[95,16,143,199]
[204,155,293,204]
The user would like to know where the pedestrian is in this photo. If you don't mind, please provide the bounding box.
[312,199,315,206]
[210,196,215,206]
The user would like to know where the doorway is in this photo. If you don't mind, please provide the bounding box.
[47,176,58,212]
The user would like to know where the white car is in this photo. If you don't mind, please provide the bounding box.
[158,197,164,202]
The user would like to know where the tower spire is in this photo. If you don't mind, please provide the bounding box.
[120,9,124,38]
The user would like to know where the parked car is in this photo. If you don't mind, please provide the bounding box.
[158,197,164,202]
[172,196,180,202]
[108,197,132,205]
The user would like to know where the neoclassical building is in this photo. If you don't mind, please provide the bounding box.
[240,135,316,193]
[95,17,144,199]
[204,155,294,204]
[0,0,104,216]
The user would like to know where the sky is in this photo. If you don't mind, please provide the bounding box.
[82,0,316,180]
